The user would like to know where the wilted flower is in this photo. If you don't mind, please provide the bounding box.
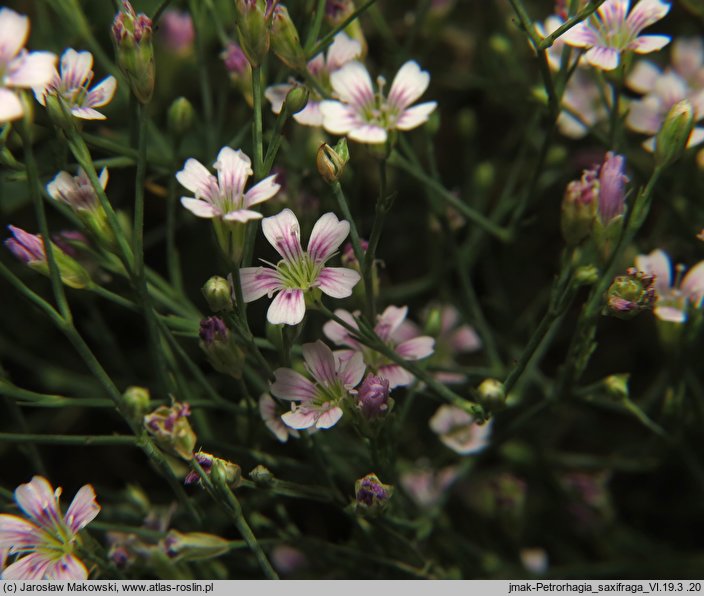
[47,167,106,211]
[0,476,99,579]
[635,249,704,322]
[36,49,116,120]
[605,267,656,318]
[259,393,300,442]
[144,402,196,460]
[183,451,241,487]
[429,405,492,455]
[159,10,195,55]
[356,374,390,419]
[270,340,365,430]
[0,8,57,123]
[558,0,671,71]
[354,473,393,515]
[323,305,435,388]
[239,209,361,325]
[198,317,245,379]
[320,60,437,143]
[266,33,362,126]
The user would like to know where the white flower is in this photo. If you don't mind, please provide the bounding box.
[0,8,57,123]
[320,60,437,143]
[36,49,117,120]
[429,405,492,455]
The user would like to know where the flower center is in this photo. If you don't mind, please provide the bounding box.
[277,255,322,290]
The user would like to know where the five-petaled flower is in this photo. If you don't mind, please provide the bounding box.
[239,208,361,325]
[0,7,57,123]
[323,305,435,388]
[265,32,362,127]
[635,249,704,323]
[559,0,671,71]
[177,146,280,222]
[320,60,437,143]
[0,476,100,580]
[36,49,117,120]
[270,340,365,430]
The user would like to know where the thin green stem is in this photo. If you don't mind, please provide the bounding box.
[0,432,138,446]
[307,0,377,59]
[537,0,608,50]
[190,0,215,156]
[251,66,265,179]
[304,0,327,52]
[331,181,365,273]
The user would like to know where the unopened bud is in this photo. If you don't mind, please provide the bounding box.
[283,86,309,117]
[199,317,245,379]
[603,373,629,401]
[163,530,229,562]
[123,386,150,423]
[423,306,444,337]
[234,0,275,67]
[210,457,242,489]
[185,450,241,488]
[316,139,349,183]
[354,473,393,516]
[357,374,391,420]
[249,464,275,485]
[561,167,598,245]
[656,100,695,168]
[112,1,155,104]
[202,276,233,312]
[167,97,194,137]
[574,265,599,286]
[604,267,656,319]
[270,5,306,71]
[477,378,505,411]
[144,402,196,461]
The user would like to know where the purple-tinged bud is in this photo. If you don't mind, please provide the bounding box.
[159,10,195,55]
[597,152,627,224]
[5,225,45,263]
[561,166,599,245]
[234,0,277,67]
[163,530,229,562]
[221,42,250,75]
[354,473,393,515]
[270,5,307,71]
[112,1,155,104]
[604,267,656,319]
[198,317,245,379]
[357,374,390,419]
[144,402,196,461]
[184,450,214,485]
[324,0,367,56]
[199,316,229,345]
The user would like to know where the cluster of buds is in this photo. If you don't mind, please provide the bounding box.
[354,473,393,516]
[144,402,196,460]
[112,1,154,104]
[184,451,241,488]
[604,267,656,319]
[198,317,245,379]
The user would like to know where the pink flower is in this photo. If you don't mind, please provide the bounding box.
[0,476,100,580]
[559,0,671,71]
[320,60,437,143]
[557,69,609,139]
[259,393,300,442]
[270,340,365,430]
[177,146,280,222]
[0,8,57,122]
[323,305,435,388]
[4,225,45,264]
[239,209,361,325]
[399,464,459,509]
[429,405,492,455]
[635,249,704,323]
[265,32,361,126]
[47,167,108,211]
[159,10,195,54]
[36,49,117,120]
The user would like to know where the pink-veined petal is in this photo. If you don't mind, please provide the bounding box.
[222,208,263,222]
[585,46,620,70]
[64,485,99,533]
[239,266,283,302]
[315,406,343,429]
[626,0,670,34]
[325,33,362,71]
[60,49,92,89]
[215,147,252,199]
[0,514,41,550]
[0,8,29,64]
[317,267,360,298]
[626,60,661,93]
[375,305,408,342]
[308,212,350,263]
[282,407,318,430]
[682,261,704,306]
[320,100,361,135]
[0,88,23,122]
[292,100,323,126]
[329,61,375,108]
[337,351,365,388]
[45,555,88,580]
[302,340,338,386]
[559,22,598,48]
[14,476,61,528]
[176,158,218,200]
[71,106,106,120]
[271,368,317,402]
[180,197,218,218]
[262,208,303,262]
[388,61,430,111]
[597,0,630,27]
[396,336,435,360]
[395,101,437,130]
[629,35,671,54]
[259,394,299,442]
[322,309,359,347]
[85,76,117,108]
[267,288,306,325]
[378,364,415,389]
[265,83,293,115]
[7,51,57,88]
[348,124,387,144]
[244,174,280,207]
[635,249,672,293]
[2,552,52,580]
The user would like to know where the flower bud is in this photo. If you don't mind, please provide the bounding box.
[316,139,349,183]
[656,100,695,168]
[604,267,656,319]
[144,402,196,461]
[234,0,276,67]
[202,276,234,312]
[561,167,598,245]
[574,264,599,286]
[123,385,150,423]
[112,1,155,104]
[184,450,241,487]
[283,85,309,117]
[167,97,194,138]
[270,5,307,71]
[5,225,92,290]
[163,530,229,562]
[199,317,245,379]
[423,305,444,337]
[356,374,390,420]
[603,373,629,401]
[249,464,275,485]
[354,473,393,516]
[477,378,505,411]
[210,457,242,489]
